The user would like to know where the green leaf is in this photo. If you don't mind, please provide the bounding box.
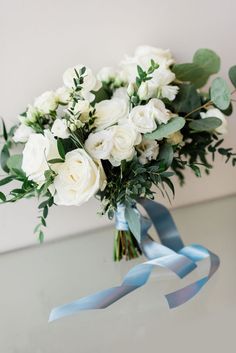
[229,65,236,88]
[158,143,174,168]
[57,139,65,159]
[48,158,64,164]
[189,164,201,177]
[172,63,205,84]
[0,145,10,173]
[189,117,222,132]
[171,84,201,116]
[145,117,185,140]
[0,176,13,186]
[0,191,6,202]
[1,119,8,141]
[39,230,44,243]
[7,154,23,172]
[210,77,231,110]
[193,48,220,75]
[125,206,141,243]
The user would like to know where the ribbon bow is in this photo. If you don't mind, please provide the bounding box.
[49,199,220,322]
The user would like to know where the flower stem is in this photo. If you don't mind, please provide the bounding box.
[113,229,142,261]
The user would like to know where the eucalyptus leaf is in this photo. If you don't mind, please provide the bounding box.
[145,117,185,140]
[189,117,222,132]
[210,78,231,110]
[229,65,236,88]
[125,206,141,243]
[158,143,174,168]
[171,84,201,116]
[172,63,205,83]
[193,48,220,75]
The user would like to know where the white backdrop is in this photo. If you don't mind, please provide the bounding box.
[0,0,236,252]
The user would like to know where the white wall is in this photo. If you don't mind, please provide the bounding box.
[0,0,236,252]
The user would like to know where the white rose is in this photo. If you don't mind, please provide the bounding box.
[85,130,113,160]
[129,104,157,134]
[53,149,105,206]
[108,123,141,166]
[13,124,34,143]
[34,91,58,114]
[55,87,71,104]
[167,131,184,145]
[148,98,171,125]
[200,108,227,134]
[51,119,70,139]
[63,65,102,102]
[136,139,159,165]
[22,130,60,183]
[97,67,117,82]
[94,97,129,130]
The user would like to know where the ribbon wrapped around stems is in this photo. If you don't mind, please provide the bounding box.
[49,198,220,322]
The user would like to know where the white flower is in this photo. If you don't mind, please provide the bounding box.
[167,131,184,145]
[148,98,171,125]
[51,119,70,139]
[200,108,227,134]
[94,97,129,130]
[85,130,113,160]
[13,124,34,143]
[34,91,58,114]
[137,82,150,100]
[97,67,117,82]
[72,100,91,122]
[150,67,178,101]
[129,104,157,134]
[63,65,102,102]
[55,87,71,104]
[136,139,159,165]
[22,130,60,183]
[19,105,39,124]
[108,123,141,166]
[53,149,105,206]
[120,45,175,83]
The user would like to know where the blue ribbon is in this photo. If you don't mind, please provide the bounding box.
[49,199,220,322]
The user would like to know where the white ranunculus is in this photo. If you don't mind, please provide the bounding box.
[148,98,171,125]
[97,66,117,82]
[94,97,129,130]
[55,87,72,104]
[53,149,105,206]
[22,130,60,183]
[108,123,141,166]
[167,131,184,145]
[129,104,157,134]
[136,139,159,165]
[200,108,227,134]
[51,119,70,139]
[63,65,102,102]
[120,45,175,83]
[34,91,58,114]
[13,124,34,143]
[85,130,113,160]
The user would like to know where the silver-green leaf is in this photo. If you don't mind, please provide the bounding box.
[125,206,141,243]
[210,77,231,110]
[145,117,185,140]
[189,117,222,132]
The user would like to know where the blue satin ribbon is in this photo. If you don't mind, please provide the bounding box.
[49,199,220,322]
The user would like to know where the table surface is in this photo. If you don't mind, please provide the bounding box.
[0,195,235,353]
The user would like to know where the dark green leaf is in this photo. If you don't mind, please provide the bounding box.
[0,176,13,186]
[189,117,222,132]
[1,119,8,141]
[145,117,185,140]
[57,139,65,159]
[158,143,174,168]
[171,84,201,116]
[43,206,48,218]
[189,164,201,177]
[125,206,141,243]
[0,191,6,202]
[1,145,10,172]
[210,77,231,110]
[48,158,64,164]
[229,65,236,88]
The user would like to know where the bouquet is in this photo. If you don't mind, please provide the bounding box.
[1,46,236,262]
